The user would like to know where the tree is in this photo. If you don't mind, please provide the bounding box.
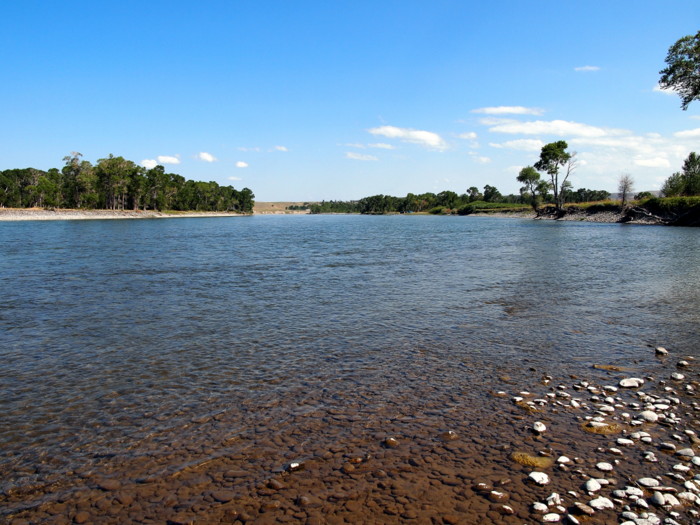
[534,141,576,211]
[661,152,700,196]
[618,173,634,209]
[466,186,482,202]
[516,166,541,212]
[482,184,502,202]
[659,30,700,110]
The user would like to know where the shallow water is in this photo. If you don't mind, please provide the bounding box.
[1,215,698,523]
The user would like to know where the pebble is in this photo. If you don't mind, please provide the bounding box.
[639,410,659,423]
[533,421,547,433]
[589,496,614,510]
[542,513,561,522]
[596,462,613,472]
[529,472,550,485]
[620,378,645,388]
[584,479,602,493]
[656,347,668,355]
[638,478,660,488]
[676,448,695,458]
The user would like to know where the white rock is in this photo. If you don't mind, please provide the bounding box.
[677,491,699,503]
[650,491,666,506]
[664,494,681,507]
[542,513,560,522]
[547,492,562,506]
[565,514,579,524]
[671,372,685,380]
[584,479,602,493]
[626,486,644,497]
[639,410,658,423]
[529,472,550,485]
[617,438,635,446]
[676,448,695,458]
[673,464,690,472]
[619,378,645,388]
[557,456,571,464]
[656,346,668,355]
[638,478,660,488]
[692,456,700,466]
[533,421,547,433]
[589,496,614,510]
[596,462,613,472]
[532,502,549,512]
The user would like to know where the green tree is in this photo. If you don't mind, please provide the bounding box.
[466,186,482,202]
[516,166,542,212]
[534,141,576,211]
[661,152,700,196]
[659,30,700,110]
[482,184,502,202]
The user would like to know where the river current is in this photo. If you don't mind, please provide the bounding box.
[1,215,698,524]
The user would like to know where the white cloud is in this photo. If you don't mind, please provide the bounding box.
[574,65,600,72]
[468,152,491,163]
[634,157,671,168]
[487,119,628,138]
[197,152,217,162]
[674,128,700,138]
[367,125,448,150]
[489,139,545,151]
[459,132,478,140]
[141,159,157,169]
[238,147,262,152]
[274,145,288,152]
[346,152,378,161]
[228,176,242,181]
[653,84,677,95]
[368,142,395,149]
[236,161,249,168]
[157,155,180,165]
[471,106,544,116]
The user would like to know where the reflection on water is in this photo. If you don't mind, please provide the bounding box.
[0,215,698,521]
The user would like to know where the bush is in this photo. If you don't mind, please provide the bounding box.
[428,206,448,215]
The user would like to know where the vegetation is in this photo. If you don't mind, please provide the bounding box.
[661,152,700,197]
[533,141,577,212]
[618,173,634,210]
[0,153,254,213]
[659,30,700,110]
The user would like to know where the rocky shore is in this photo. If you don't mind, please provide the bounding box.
[0,208,246,221]
[3,345,698,525]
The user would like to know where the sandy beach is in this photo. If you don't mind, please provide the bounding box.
[0,208,246,221]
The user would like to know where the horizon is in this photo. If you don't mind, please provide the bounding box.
[1,1,698,201]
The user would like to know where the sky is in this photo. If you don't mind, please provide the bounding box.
[1,1,699,201]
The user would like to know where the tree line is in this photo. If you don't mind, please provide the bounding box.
[310,183,611,215]
[0,153,254,213]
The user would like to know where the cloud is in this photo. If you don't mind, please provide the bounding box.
[368,142,395,149]
[634,157,671,168]
[238,147,262,152]
[141,159,157,169]
[674,128,700,138]
[471,106,544,116]
[157,155,180,165]
[653,84,677,95]
[274,145,288,152]
[197,152,217,162]
[486,119,628,138]
[346,152,378,161]
[574,65,600,72]
[236,161,249,168]
[459,132,478,140]
[368,125,447,150]
[468,152,491,163]
[228,176,242,181]
[489,139,544,151]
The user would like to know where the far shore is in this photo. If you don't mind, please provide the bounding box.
[0,208,247,221]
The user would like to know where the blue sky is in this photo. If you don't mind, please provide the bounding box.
[1,1,698,201]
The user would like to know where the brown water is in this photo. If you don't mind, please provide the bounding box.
[1,215,698,524]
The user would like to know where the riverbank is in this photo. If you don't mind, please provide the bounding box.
[0,208,247,221]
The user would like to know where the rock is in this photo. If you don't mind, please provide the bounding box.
[639,411,658,423]
[529,472,550,485]
[211,490,236,503]
[619,378,645,388]
[97,479,121,491]
[617,438,635,446]
[383,437,399,448]
[557,456,571,464]
[664,494,681,507]
[656,347,668,356]
[650,491,666,506]
[532,502,549,513]
[638,478,660,488]
[542,513,560,522]
[546,493,562,506]
[533,421,547,433]
[74,512,90,524]
[676,448,695,458]
[596,462,613,472]
[573,502,595,516]
[584,479,602,493]
[588,496,614,510]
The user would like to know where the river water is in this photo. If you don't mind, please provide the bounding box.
[1,215,698,524]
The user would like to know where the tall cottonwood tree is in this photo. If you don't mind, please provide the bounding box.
[534,141,577,211]
[659,30,700,110]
